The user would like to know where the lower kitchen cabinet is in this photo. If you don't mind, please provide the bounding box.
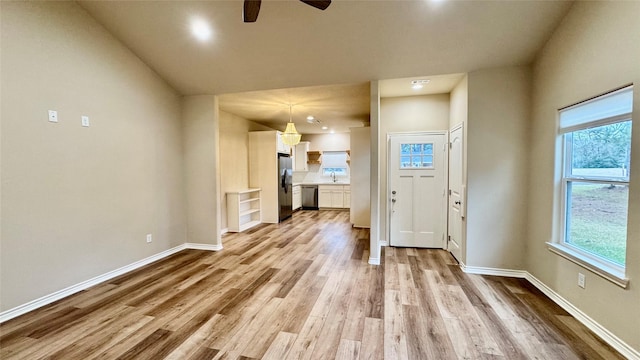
[318,185,350,209]
[293,185,302,210]
[344,189,351,208]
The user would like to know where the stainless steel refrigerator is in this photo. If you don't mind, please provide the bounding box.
[278,153,293,222]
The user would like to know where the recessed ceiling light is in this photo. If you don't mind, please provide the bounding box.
[191,18,212,42]
[306,115,315,122]
[322,126,328,130]
[411,79,430,90]
[330,130,335,134]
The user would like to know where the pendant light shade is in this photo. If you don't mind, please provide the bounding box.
[281,105,301,146]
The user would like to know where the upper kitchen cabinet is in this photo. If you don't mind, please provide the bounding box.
[294,141,310,171]
[275,131,289,154]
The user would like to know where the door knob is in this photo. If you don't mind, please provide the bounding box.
[392,191,396,195]
[392,199,396,203]
[455,200,461,205]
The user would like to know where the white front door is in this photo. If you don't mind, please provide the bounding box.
[389,133,447,248]
[448,125,464,262]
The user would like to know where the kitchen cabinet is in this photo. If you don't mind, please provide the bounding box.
[227,189,261,232]
[293,185,302,210]
[319,186,332,208]
[294,142,310,171]
[344,188,351,208]
[318,184,350,209]
[330,191,344,208]
[276,131,289,154]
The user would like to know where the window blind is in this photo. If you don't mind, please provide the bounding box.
[559,85,633,133]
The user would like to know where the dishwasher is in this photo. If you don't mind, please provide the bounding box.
[301,185,319,210]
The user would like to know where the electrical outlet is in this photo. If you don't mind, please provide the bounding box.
[81,116,90,127]
[48,110,58,123]
[146,234,152,243]
[578,273,586,288]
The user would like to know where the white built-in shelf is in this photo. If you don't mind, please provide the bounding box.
[227,188,261,232]
[239,208,260,217]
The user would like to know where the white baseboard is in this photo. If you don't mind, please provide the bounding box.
[368,257,380,265]
[220,228,228,235]
[525,273,639,360]
[0,241,225,323]
[185,243,223,251]
[461,265,639,359]
[0,244,187,323]
[379,240,388,247]
[461,264,528,278]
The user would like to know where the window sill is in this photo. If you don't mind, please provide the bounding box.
[546,242,629,289]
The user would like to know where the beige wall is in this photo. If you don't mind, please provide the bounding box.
[378,94,450,242]
[450,76,468,129]
[528,1,640,351]
[301,133,350,152]
[219,111,272,230]
[369,81,381,263]
[466,66,530,270]
[350,127,371,228]
[182,95,221,247]
[1,2,185,310]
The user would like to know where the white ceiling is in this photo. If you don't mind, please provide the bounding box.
[78,0,573,133]
[219,82,370,134]
[379,73,466,98]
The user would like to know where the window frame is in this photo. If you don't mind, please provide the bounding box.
[549,86,633,288]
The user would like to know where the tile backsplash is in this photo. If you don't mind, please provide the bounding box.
[294,163,350,184]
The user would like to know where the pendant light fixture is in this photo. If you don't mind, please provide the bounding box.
[281,104,302,146]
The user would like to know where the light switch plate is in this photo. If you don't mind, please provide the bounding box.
[81,116,90,127]
[578,273,586,288]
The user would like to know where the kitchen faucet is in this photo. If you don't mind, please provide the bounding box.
[331,170,336,183]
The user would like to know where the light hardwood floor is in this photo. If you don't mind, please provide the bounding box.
[0,210,625,359]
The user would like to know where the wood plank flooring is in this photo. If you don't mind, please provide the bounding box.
[0,210,625,359]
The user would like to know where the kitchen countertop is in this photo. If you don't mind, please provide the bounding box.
[293,182,350,186]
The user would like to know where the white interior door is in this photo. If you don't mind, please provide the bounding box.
[448,125,464,262]
[389,133,447,248]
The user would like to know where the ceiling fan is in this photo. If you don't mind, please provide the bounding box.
[243,0,332,23]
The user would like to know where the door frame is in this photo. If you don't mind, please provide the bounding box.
[387,131,449,248]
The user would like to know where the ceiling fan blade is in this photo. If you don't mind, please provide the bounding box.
[300,0,331,11]
[243,0,261,23]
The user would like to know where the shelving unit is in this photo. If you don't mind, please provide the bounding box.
[227,188,261,232]
[307,151,322,165]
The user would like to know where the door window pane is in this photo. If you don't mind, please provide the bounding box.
[401,144,410,155]
[424,144,433,154]
[399,143,434,169]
